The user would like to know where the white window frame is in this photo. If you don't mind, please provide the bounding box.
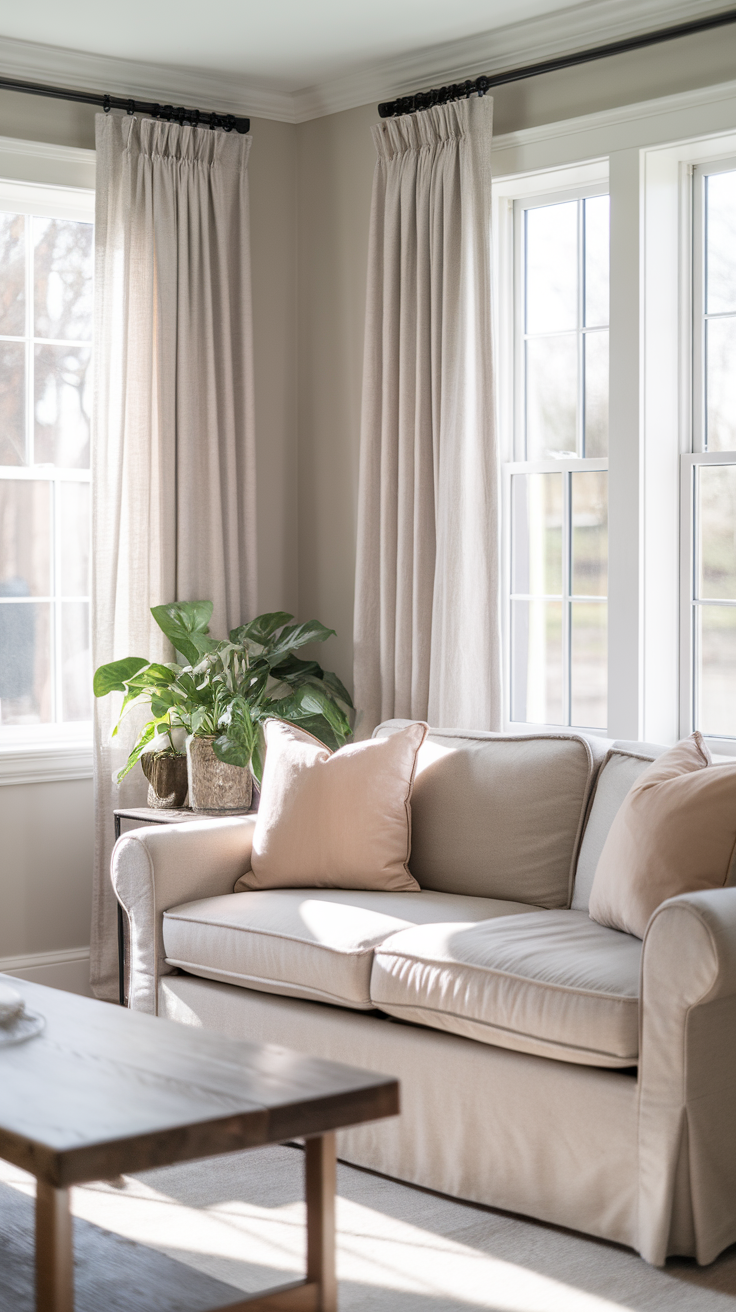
[0,140,95,784]
[677,154,736,753]
[495,162,610,735]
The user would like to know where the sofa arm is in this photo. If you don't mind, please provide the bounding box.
[638,888,736,1265]
[112,816,256,1016]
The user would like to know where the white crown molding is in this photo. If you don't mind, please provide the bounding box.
[0,946,89,973]
[0,32,285,123]
[290,0,734,120]
[0,0,730,126]
[0,740,93,786]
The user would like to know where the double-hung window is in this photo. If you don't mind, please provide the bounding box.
[505,185,609,732]
[682,160,736,743]
[0,181,94,744]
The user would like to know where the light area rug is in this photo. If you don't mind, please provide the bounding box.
[2,1145,736,1311]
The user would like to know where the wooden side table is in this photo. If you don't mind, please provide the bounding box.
[113,807,254,1008]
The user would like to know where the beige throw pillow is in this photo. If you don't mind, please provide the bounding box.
[236,719,428,892]
[588,732,736,938]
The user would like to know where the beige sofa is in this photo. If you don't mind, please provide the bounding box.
[112,722,736,1267]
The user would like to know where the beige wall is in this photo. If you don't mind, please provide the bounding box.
[0,779,94,952]
[296,104,376,686]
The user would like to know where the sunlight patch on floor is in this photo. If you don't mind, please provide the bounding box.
[0,1157,634,1311]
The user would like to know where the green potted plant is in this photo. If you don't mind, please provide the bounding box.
[94,601,353,812]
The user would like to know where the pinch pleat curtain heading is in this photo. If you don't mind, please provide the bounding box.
[91,113,257,1001]
[354,95,500,734]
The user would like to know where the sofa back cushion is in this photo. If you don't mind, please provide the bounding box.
[374,722,601,908]
[572,749,661,910]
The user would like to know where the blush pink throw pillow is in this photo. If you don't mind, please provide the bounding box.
[588,732,736,938]
[235,719,428,892]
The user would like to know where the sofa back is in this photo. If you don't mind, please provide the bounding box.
[374,722,606,908]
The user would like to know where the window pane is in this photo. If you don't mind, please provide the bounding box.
[0,340,25,465]
[706,171,736,316]
[697,605,736,736]
[584,196,609,328]
[61,601,91,721]
[571,471,607,597]
[0,600,51,724]
[511,599,563,724]
[0,213,26,336]
[706,316,736,452]
[511,472,563,596]
[33,218,93,342]
[584,329,608,457]
[697,464,736,599]
[525,201,578,334]
[59,481,90,597]
[526,334,577,459]
[0,481,51,596]
[34,344,91,468]
[571,602,607,729]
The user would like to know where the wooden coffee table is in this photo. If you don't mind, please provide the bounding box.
[0,976,399,1312]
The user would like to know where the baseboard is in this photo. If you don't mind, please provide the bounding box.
[0,946,92,997]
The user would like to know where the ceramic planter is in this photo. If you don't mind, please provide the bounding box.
[186,735,253,813]
[140,751,189,809]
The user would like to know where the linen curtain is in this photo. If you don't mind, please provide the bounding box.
[91,114,257,1001]
[354,95,500,734]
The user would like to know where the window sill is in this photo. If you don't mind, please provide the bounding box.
[0,738,93,786]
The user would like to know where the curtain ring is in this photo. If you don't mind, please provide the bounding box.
[103,94,111,114]
[126,99,135,116]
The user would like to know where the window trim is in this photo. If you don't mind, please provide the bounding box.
[496,163,610,737]
[0,155,94,783]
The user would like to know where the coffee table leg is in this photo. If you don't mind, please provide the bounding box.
[305,1133,337,1312]
[36,1182,74,1312]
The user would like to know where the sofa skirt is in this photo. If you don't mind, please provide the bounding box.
[159,974,640,1252]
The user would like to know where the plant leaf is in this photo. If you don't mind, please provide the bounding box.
[265,620,336,666]
[123,662,179,692]
[321,669,354,709]
[212,734,252,768]
[93,657,148,697]
[275,684,351,739]
[151,601,213,664]
[269,654,324,684]
[275,712,344,752]
[230,612,294,645]
[116,719,157,780]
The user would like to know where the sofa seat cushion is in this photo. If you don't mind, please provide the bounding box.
[370,910,641,1067]
[162,889,541,1010]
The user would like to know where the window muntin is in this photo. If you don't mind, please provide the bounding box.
[509,187,609,732]
[0,199,92,736]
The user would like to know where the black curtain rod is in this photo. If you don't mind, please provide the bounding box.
[0,73,250,133]
[378,6,736,118]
